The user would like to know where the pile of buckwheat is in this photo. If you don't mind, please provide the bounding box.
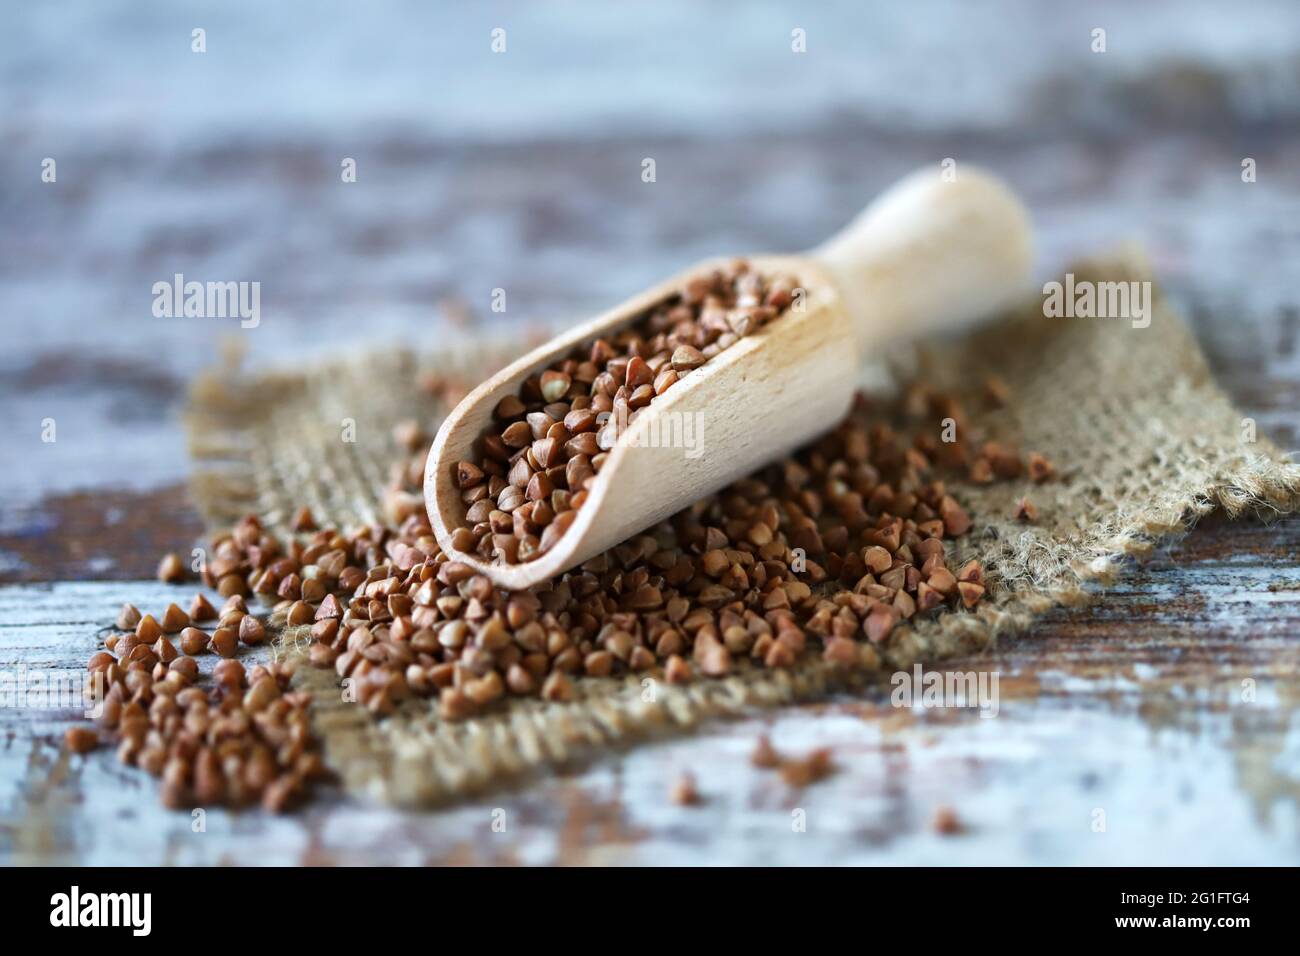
[73,587,325,813]
[71,263,1053,813]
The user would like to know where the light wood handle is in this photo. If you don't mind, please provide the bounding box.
[812,166,1033,355]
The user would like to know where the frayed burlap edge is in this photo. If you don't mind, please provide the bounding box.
[185,251,1300,806]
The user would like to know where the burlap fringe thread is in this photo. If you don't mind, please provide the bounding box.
[185,253,1300,806]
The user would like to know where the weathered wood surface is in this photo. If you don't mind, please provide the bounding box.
[3,523,1298,866]
[2,2,1299,864]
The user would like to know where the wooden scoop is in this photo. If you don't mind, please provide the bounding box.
[426,166,1033,590]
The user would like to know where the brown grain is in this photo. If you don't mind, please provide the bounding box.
[670,771,701,806]
[157,552,185,583]
[160,603,189,633]
[1027,452,1055,483]
[64,726,99,754]
[116,603,142,631]
[750,735,781,769]
[778,747,835,788]
[211,627,238,658]
[238,615,266,646]
[933,805,964,835]
[178,627,210,656]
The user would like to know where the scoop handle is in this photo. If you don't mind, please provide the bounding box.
[811,166,1034,355]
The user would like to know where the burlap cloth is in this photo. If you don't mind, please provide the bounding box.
[185,252,1300,806]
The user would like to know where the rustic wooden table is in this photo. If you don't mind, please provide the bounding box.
[3,2,1298,865]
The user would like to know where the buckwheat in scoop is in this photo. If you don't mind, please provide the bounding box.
[451,259,801,565]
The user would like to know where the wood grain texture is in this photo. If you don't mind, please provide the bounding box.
[2,516,1297,866]
[0,484,202,584]
[2,2,1298,865]
[815,166,1034,354]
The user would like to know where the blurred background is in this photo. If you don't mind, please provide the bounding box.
[2,0,1298,577]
